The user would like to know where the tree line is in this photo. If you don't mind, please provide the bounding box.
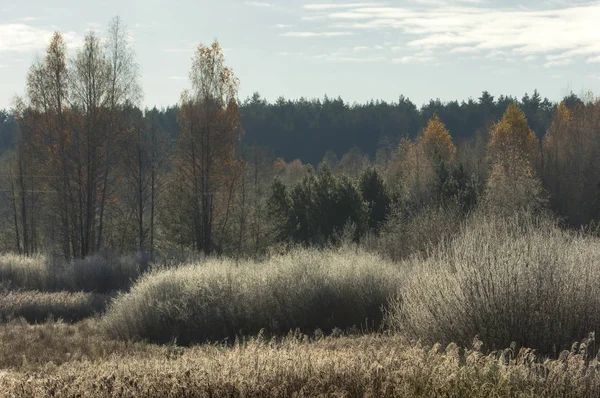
[0,16,598,260]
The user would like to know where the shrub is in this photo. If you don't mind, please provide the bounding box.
[387,210,600,354]
[0,291,110,323]
[0,252,147,293]
[365,204,464,261]
[102,248,401,345]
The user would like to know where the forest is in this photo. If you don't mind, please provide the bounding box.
[2,16,600,397]
[0,27,593,259]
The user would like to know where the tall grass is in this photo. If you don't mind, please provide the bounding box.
[103,248,401,345]
[3,329,600,397]
[387,211,600,354]
[0,252,147,293]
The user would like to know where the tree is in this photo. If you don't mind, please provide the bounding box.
[388,137,435,205]
[18,32,72,258]
[176,40,242,254]
[485,103,545,214]
[96,16,142,251]
[542,101,600,225]
[488,103,539,166]
[359,168,391,232]
[69,30,112,257]
[421,113,456,164]
[267,178,294,244]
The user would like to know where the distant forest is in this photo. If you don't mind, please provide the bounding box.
[0,90,584,164]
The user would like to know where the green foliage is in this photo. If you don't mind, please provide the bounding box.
[436,163,480,212]
[359,168,391,232]
[268,166,375,245]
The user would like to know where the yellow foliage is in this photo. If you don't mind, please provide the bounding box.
[542,102,572,157]
[421,113,456,163]
[488,103,539,164]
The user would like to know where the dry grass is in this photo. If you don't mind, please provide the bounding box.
[0,291,110,323]
[2,322,600,397]
[103,247,402,345]
[387,211,600,354]
[0,252,147,293]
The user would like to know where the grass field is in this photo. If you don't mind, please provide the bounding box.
[1,211,600,396]
[1,321,600,397]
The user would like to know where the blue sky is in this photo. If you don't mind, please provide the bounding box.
[1,0,600,109]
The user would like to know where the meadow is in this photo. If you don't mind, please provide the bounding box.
[2,211,600,397]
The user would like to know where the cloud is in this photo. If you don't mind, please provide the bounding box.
[544,58,572,68]
[294,2,600,67]
[587,55,600,63]
[304,3,383,10]
[281,31,354,37]
[449,46,479,54]
[353,45,369,52]
[168,76,186,80]
[313,53,386,62]
[0,24,79,53]
[245,1,273,7]
[274,24,294,28]
[392,52,435,64]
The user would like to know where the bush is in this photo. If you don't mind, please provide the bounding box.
[365,204,464,261]
[102,248,401,345]
[386,210,600,354]
[0,291,110,323]
[0,252,147,293]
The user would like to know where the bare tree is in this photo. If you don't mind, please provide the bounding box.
[176,41,242,254]
[97,16,142,251]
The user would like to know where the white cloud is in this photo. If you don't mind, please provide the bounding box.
[304,3,383,10]
[245,1,273,7]
[313,53,386,62]
[392,52,435,64]
[544,58,572,68]
[274,24,294,28]
[294,2,600,67]
[353,45,369,52]
[449,46,479,53]
[281,31,354,37]
[0,24,79,53]
[587,55,600,63]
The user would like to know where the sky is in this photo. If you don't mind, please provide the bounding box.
[1,0,600,110]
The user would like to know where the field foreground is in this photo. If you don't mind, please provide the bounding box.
[1,321,599,397]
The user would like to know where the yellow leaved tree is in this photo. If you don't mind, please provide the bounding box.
[488,103,538,165]
[421,113,456,164]
[484,103,546,214]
